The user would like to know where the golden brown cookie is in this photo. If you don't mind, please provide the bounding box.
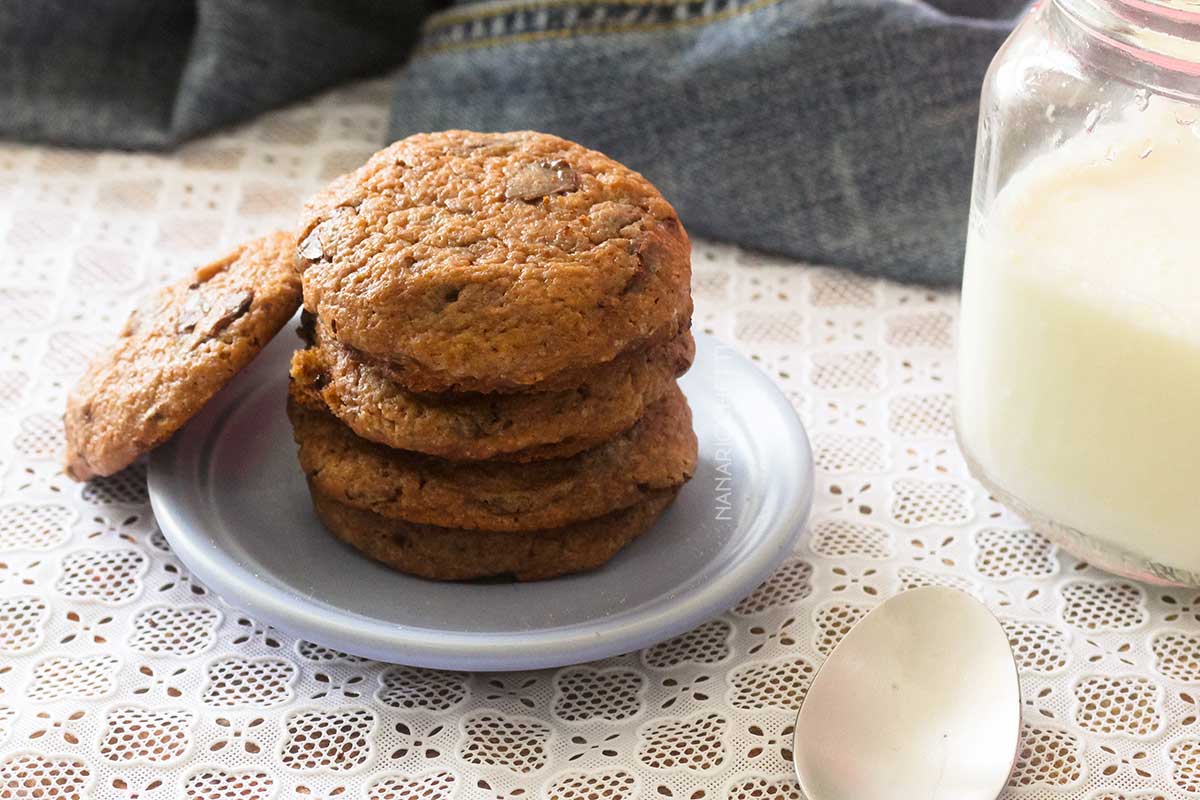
[297,130,693,393]
[63,232,302,481]
[310,482,677,581]
[290,325,694,462]
[288,382,697,532]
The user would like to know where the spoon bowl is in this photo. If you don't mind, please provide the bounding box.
[794,587,1021,800]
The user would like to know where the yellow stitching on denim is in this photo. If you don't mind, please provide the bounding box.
[426,0,695,32]
[417,0,783,55]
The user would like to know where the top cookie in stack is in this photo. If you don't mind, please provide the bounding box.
[288,131,697,580]
[296,130,692,394]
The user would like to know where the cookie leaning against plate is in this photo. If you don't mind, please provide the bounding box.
[287,381,697,532]
[290,320,695,461]
[63,232,302,481]
[297,130,693,393]
[310,482,678,582]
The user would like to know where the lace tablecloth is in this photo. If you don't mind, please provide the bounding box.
[1,77,1198,800]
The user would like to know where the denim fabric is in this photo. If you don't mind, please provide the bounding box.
[0,0,430,149]
[399,0,1023,283]
[0,0,1025,283]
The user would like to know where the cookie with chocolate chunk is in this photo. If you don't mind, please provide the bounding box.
[290,317,694,461]
[297,130,692,393]
[63,232,302,480]
[287,381,697,532]
[310,482,678,582]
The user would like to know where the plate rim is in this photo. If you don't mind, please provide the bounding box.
[148,332,814,670]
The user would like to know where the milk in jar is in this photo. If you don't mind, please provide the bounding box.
[958,106,1200,581]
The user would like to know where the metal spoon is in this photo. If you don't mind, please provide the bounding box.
[793,587,1021,800]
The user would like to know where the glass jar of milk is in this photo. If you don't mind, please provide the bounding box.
[959,0,1200,585]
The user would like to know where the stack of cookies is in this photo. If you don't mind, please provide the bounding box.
[287,131,697,581]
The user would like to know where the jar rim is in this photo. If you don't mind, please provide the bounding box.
[1055,0,1200,73]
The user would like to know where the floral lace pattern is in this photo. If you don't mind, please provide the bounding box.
[0,76,1197,799]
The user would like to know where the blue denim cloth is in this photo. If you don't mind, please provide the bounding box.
[0,0,1024,283]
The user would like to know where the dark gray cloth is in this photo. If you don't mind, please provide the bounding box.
[0,0,430,149]
[0,0,1024,283]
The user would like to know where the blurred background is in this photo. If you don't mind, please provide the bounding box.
[1,0,1024,283]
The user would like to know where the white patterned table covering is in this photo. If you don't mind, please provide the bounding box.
[0,76,1197,800]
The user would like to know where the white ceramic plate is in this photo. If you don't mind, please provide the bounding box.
[148,331,813,670]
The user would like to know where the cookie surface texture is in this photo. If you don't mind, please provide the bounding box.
[289,328,694,461]
[288,382,698,532]
[297,130,693,392]
[310,483,678,581]
[63,231,302,480]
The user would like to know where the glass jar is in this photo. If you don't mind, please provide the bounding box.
[958,0,1200,585]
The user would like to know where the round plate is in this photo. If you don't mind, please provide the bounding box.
[149,331,814,670]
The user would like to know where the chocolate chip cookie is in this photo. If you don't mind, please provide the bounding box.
[63,232,302,480]
[288,381,697,532]
[311,482,677,581]
[297,130,692,393]
[290,320,694,461]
